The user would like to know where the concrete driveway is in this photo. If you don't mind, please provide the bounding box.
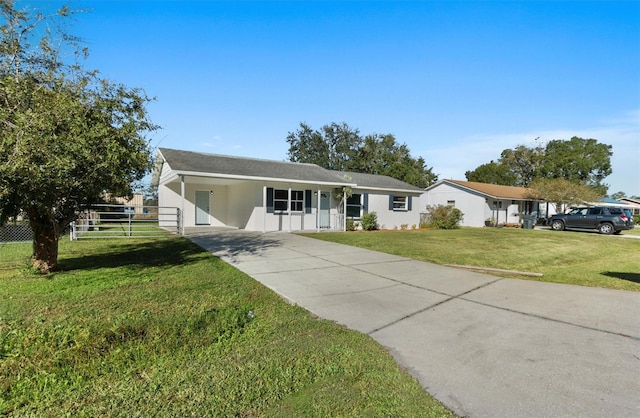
[188,230,640,418]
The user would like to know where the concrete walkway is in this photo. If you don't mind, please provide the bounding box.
[188,231,640,418]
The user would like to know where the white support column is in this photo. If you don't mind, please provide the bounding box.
[317,187,321,232]
[343,189,347,231]
[288,186,292,232]
[180,175,185,235]
[262,184,267,233]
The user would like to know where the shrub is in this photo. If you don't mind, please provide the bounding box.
[400,224,408,230]
[346,219,358,231]
[424,205,464,229]
[634,214,640,224]
[360,212,378,231]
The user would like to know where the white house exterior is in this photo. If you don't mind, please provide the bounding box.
[152,148,424,233]
[423,180,552,227]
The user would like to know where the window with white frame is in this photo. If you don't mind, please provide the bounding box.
[274,189,288,211]
[393,195,407,210]
[447,200,455,207]
[291,190,304,212]
[273,189,304,212]
[346,193,362,218]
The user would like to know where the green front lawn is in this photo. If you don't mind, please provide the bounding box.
[0,238,454,417]
[302,228,640,291]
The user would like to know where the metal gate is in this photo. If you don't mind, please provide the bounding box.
[71,205,180,240]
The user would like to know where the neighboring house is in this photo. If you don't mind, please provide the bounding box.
[152,148,423,233]
[423,179,554,227]
[615,198,640,215]
[103,193,145,214]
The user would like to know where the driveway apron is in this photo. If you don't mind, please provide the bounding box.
[188,231,640,418]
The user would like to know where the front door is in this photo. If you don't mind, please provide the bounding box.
[195,190,210,225]
[319,192,330,229]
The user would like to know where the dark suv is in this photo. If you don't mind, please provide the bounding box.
[549,206,634,235]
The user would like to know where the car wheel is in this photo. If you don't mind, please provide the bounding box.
[598,223,614,235]
[551,220,565,231]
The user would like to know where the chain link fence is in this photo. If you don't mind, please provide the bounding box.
[0,221,33,243]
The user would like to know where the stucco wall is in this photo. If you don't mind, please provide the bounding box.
[360,191,421,229]
[423,183,488,227]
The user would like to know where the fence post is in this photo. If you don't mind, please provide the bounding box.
[128,213,132,237]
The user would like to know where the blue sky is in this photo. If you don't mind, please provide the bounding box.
[36,1,640,195]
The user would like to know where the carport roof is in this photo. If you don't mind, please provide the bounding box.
[158,148,350,185]
[157,148,424,193]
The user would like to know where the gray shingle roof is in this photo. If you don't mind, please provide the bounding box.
[159,148,349,185]
[158,148,422,192]
[337,171,423,192]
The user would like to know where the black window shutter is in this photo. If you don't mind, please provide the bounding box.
[389,195,394,210]
[266,188,274,213]
[363,193,369,213]
[408,196,412,211]
[305,190,312,213]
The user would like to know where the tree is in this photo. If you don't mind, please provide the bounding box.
[286,122,437,188]
[609,191,626,200]
[286,122,361,171]
[465,137,612,193]
[526,178,602,212]
[465,161,517,185]
[0,1,158,273]
[540,137,612,194]
[499,143,545,186]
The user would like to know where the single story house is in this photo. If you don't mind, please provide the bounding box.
[423,179,555,227]
[152,148,424,233]
[619,198,640,215]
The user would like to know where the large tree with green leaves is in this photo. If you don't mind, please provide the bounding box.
[526,178,601,212]
[539,137,612,195]
[464,161,517,185]
[286,122,437,188]
[0,1,158,273]
[465,137,612,195]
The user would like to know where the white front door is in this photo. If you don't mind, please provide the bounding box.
[319,192,330,229]
[195,190,210,225]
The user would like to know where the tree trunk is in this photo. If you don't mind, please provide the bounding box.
[28,209,60,273]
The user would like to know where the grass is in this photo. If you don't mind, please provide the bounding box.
[0,238,454,417]
[302,227,640,291]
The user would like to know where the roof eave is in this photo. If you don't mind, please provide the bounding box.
[168,169,355,187]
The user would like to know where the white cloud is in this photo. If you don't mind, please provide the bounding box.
[423,109,640,196]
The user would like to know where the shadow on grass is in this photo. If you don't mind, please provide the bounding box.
[187,231,282,262]
[59,231,284,272]
[602,271,640,284]
[59,239,209,272]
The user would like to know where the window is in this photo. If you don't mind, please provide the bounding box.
[273,189,304,212]
[346,194,362,218]
[291,190,304,212]
[393,196,407,210]
[447,200,455,207]
[274,189,288,211]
